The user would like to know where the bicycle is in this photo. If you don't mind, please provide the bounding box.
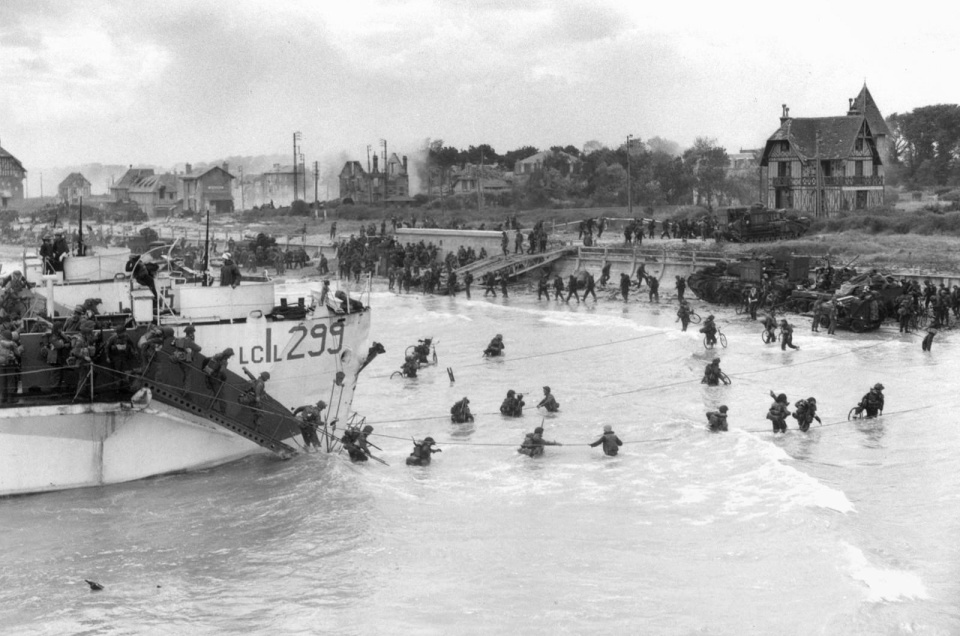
[703,327,727,349]
[847,405,865,420]
[689,312,702,324]
[761,328,777,344]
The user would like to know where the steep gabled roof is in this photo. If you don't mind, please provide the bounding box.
[762,116,870,164]
[0,144,26,174]
[129,173,179,194]
[851,84,890,137]
[180,165,234,181]
[59,172,91,188]
[340,161,366,177]
[115,168,154,189]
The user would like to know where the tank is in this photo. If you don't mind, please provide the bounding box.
[718,204,811,243]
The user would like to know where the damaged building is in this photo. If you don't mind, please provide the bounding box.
[339,152,410,204]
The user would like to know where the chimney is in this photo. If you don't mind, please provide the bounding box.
[780,104,790,124]
[373,154,379,173]
[847,97,861,116]
[185,163,192,175]
[402,155,408,173]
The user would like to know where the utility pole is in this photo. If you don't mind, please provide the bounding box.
[626,135,633,218]
[379,139,388,205]
[314,160,319,207]
[293,131,302,204]
[300,152,306,201]
[478,152,484,212]
[239,166,245,211]
[366,145,373,204]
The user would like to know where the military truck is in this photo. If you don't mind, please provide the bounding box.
[717,204,811,243]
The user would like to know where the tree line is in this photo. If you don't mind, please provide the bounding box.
[887,104,960,189]
[417,137,757,211]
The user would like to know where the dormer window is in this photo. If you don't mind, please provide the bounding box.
[855,138,864,152]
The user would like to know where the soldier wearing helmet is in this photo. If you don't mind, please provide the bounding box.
[342,424,376,462]
[537,386,560,412]
[701,357,728,386]
[700,314,718,346]
[706,405,729,432]
[293,399,327,451]
[450,397,474,423]
[518,425,562,458]
[406,436,442,466]
[859,383,885,418]
[793,396,822,432]
[500,389,524,417]
[766,390,791,433]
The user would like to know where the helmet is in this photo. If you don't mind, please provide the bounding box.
[777,393,787,403]
[874,383,884,390]
[423,436,435,444]
[222,347,235,357]
[719,405,728,412]
[534,426,544,434]
[185,325,196,333]
[495,334,503,339]
[707,314,714,320]
[507,389,515,397]
[603,424,613,432]
[462,397,470,403]
[362,424,374,434]
[260,371,270,380]
[115,324,126,332]
[74,305,84,312]
[543,386,550,393]
[780,319,788,325]
[316,400,327,409]
[222,252,232,260]
[712,357,720,364]
[808,397,817,403]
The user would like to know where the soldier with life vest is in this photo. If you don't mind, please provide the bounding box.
[553,274,565,300]
[537,386,560,412]
[700,315,718,347]
[406,436,442,466]
[619,272,631,301]
[413,338,432,365]
[40,323,70,390]
[483,272,497,297]
[762,313,778,342]
[792,397,821,432]
[500,389,524,417]
[202,347,234,411]
[858,383,885,418]
[767,391,790,433]
[677,301,692,332]
[401,355,419,378]
[241,368,270,430]
[341,424,375,463]
[484,334,504,357]
[462,270,473,299]
[293,400,326,451]
[582,272,598,302]
[518,426,562,457]
[0,330,22,404]
[675,275,686,301]
[701,357,727,386]
[589,424,623,456]
[105,324,139,388]
[706,405,729,432]
[780,319,799,350]
[450,397,474,423]
[537,274,550,301]
[170,325,202,384]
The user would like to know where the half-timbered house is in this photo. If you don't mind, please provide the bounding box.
[759,86,886,216]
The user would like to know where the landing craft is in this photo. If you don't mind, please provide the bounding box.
[0,243,373,496]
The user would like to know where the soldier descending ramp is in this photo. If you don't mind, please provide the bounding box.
[136,339,303,458]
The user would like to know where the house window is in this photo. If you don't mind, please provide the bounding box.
[855,138,864,152]
[855,161,864,177]
[780,141,789,153]
[872,163,879,177]
[777,161,791,177]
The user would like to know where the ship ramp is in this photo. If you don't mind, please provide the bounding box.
[451,246,576,283]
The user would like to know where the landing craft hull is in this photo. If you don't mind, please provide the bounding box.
[0,400,258,497]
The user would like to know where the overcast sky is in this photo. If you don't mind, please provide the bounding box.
[2,0,958,177]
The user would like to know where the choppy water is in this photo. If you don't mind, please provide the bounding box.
[2,282,959,635]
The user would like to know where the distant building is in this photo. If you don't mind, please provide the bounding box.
[338,153,409,204]
[727,149,760,178]
[449,166,511,196]
[129,173,181,218]
[514,149,581,181]
[0,141,27,209]
[180,163,235,214]
[238,164,311,209]
[58,172,92,205]
[759,85,886,216]
[111,167,155,202]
